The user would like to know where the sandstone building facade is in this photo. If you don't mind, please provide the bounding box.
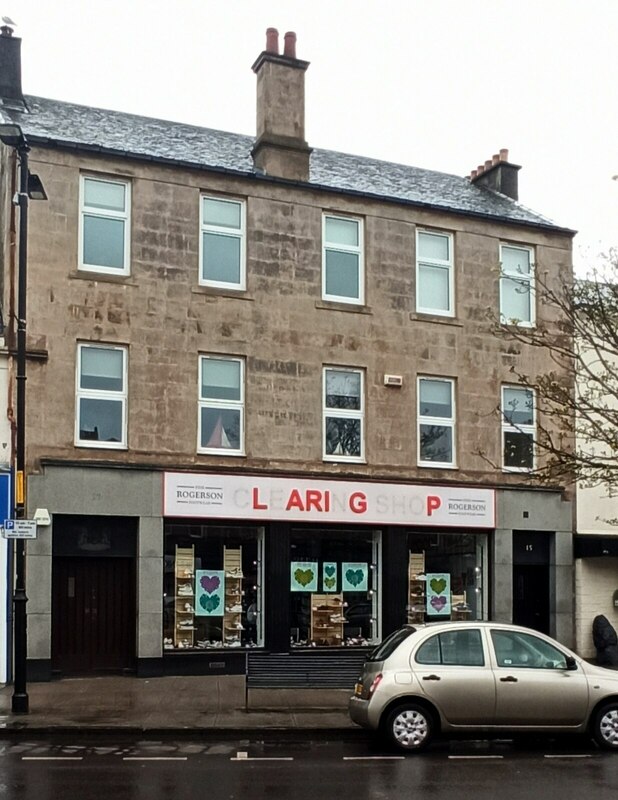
[0,27,575,684]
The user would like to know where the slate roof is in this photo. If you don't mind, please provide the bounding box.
[1,95,572,233]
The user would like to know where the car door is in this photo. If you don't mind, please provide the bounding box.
[412,627,495,725]
[489,628,589,726]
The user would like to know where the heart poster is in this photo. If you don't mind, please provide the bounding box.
[426,572,451,616]
[290,562,318,592]
[322,562,338,592]
[342,562,368,593]
[195,569,225,616]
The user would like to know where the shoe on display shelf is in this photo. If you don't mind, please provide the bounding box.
[177,584,193,596]
[225,604,243,613]
[225,568,244,578]
[330,614,346,623]
[183,603,195,613]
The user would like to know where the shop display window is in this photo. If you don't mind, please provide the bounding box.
[289,528,381,648]
[163,524,263,651]
[405,531,487,625]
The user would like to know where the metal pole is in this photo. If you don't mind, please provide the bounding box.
[12,144,29,714]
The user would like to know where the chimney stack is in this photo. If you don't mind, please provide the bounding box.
[469,148,521,200]
[0,25,25,109]
[251,28,312,181]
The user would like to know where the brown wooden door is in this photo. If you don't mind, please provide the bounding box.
[52,557,135,674]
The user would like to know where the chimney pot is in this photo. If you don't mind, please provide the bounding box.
[470,169,478,180]
[283,31,297,59]
[484,159,493,170]
[265,27,279,54]
[499,148,509,161]
[477,164,485,175]
[492,153,500,165]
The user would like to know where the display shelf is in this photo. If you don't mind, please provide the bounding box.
[174,545,195,648]
[223,545,243,645]
[451,592,471,621]
[310,593,344,646]
[407,551,426,624]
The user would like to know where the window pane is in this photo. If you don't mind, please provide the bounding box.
[502,246,531,276]
[325,249,360,299]
[83,215,125,269]
[418,263,449,311]
[325,371,361,410]
[202,232,241,285]
[501,276,531,322]
[420,424,452,463]
[200,407,241,450]
[503,388,533,426]
[504,430,533,469]
[325,417,361,457]
[203,198,241,229]
[419,380,452,418]
[81,348,123,391]
[201,359,240,401]
[441,630,484,666]
[416,635,441,664]
[84,179,125,212]
[418,232,449,261]
[79,398,123,442]
[325,217,359,247]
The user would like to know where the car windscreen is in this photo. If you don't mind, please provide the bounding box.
[366,627,415,662]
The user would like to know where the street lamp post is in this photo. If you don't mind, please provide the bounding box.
[0,122,47,714]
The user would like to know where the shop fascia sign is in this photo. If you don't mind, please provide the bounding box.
[163,473,495,528]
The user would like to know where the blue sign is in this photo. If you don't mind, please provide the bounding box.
[0,474,10,525]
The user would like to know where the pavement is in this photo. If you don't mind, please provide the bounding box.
[0,675,359,736]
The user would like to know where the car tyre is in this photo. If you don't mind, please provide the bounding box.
[384,703,433,752]
[592,703,618,750]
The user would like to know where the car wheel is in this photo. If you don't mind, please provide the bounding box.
[385,703,433,752]
[592,703,618,750]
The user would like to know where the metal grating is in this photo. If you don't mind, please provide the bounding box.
[247,650,369,688]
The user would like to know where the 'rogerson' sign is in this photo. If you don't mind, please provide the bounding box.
[163,473,495,528]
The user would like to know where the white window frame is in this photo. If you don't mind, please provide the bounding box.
[417,376,456,468]
[198,355,245,456]
[416,229,454,317]
[499,243,535,327]
[78,175,131,276]
[501,385,536,472]
[322,214,364,305]
[199,195,246,290]
[75,343,128,449]
[323,367,365,462]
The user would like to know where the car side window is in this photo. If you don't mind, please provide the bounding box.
[416,630,484,666]
[491,630,568,669]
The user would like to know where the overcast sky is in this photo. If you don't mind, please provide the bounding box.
[8,0,618,270]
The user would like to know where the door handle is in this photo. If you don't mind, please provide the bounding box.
[422,674,441,681]
[500,675,518,682]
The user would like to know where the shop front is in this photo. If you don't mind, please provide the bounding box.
[161,473,495,683]
[26,465,573,684]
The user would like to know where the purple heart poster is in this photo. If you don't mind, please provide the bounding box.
[426,572,451,617]
[195,570,225,616]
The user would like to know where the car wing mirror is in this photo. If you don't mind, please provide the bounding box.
[565,655,577,671]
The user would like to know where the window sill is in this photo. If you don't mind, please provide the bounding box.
[323,457,367,465]
[75,442,128,450]
[70,270,138,287]
[502,466,534,474]
[409,312,463,327]
[197,450,247,457]
[315,300,372,315]
[192,286,254,301]
[418,462,458,470]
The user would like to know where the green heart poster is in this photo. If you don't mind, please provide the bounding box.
[322,562,338,592]
[342,562,368,592]
[426,572,451,616]
[195,569,225,616]
[290,562,318,592]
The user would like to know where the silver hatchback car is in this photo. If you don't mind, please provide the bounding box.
[349,621,618,752]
